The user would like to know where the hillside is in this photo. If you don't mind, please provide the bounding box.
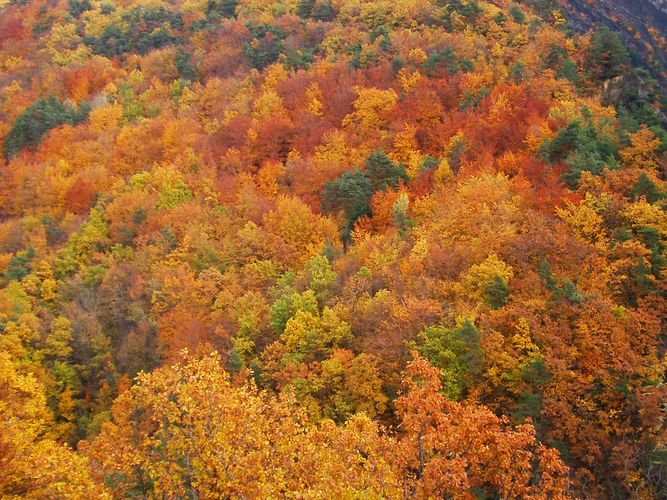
[0,0,665,498]
[558,0,667,88]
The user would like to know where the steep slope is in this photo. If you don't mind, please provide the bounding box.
[559,0,667,85]
[649,0,667,14]
[0,0,665,498]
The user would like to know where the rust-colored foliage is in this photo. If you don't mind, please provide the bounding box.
[0,0,665,497]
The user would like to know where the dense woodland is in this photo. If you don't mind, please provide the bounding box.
[0,0,665,497]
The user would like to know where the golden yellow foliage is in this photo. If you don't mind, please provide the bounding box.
[620,125,662,171]
[343,86,398,131]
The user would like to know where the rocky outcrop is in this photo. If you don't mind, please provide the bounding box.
[558,0,667,87]
[648,0,667,15]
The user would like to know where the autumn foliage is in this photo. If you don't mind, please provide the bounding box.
[0,0,665,497]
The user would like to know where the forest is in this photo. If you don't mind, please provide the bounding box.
[0,0,665,497]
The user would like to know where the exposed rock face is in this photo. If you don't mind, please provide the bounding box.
[597,70,667,127]
[648,0,667,15]
[558,0,667,86]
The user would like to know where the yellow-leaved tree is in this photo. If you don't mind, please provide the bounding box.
[0,352,105,498]
[83,351,402,498]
